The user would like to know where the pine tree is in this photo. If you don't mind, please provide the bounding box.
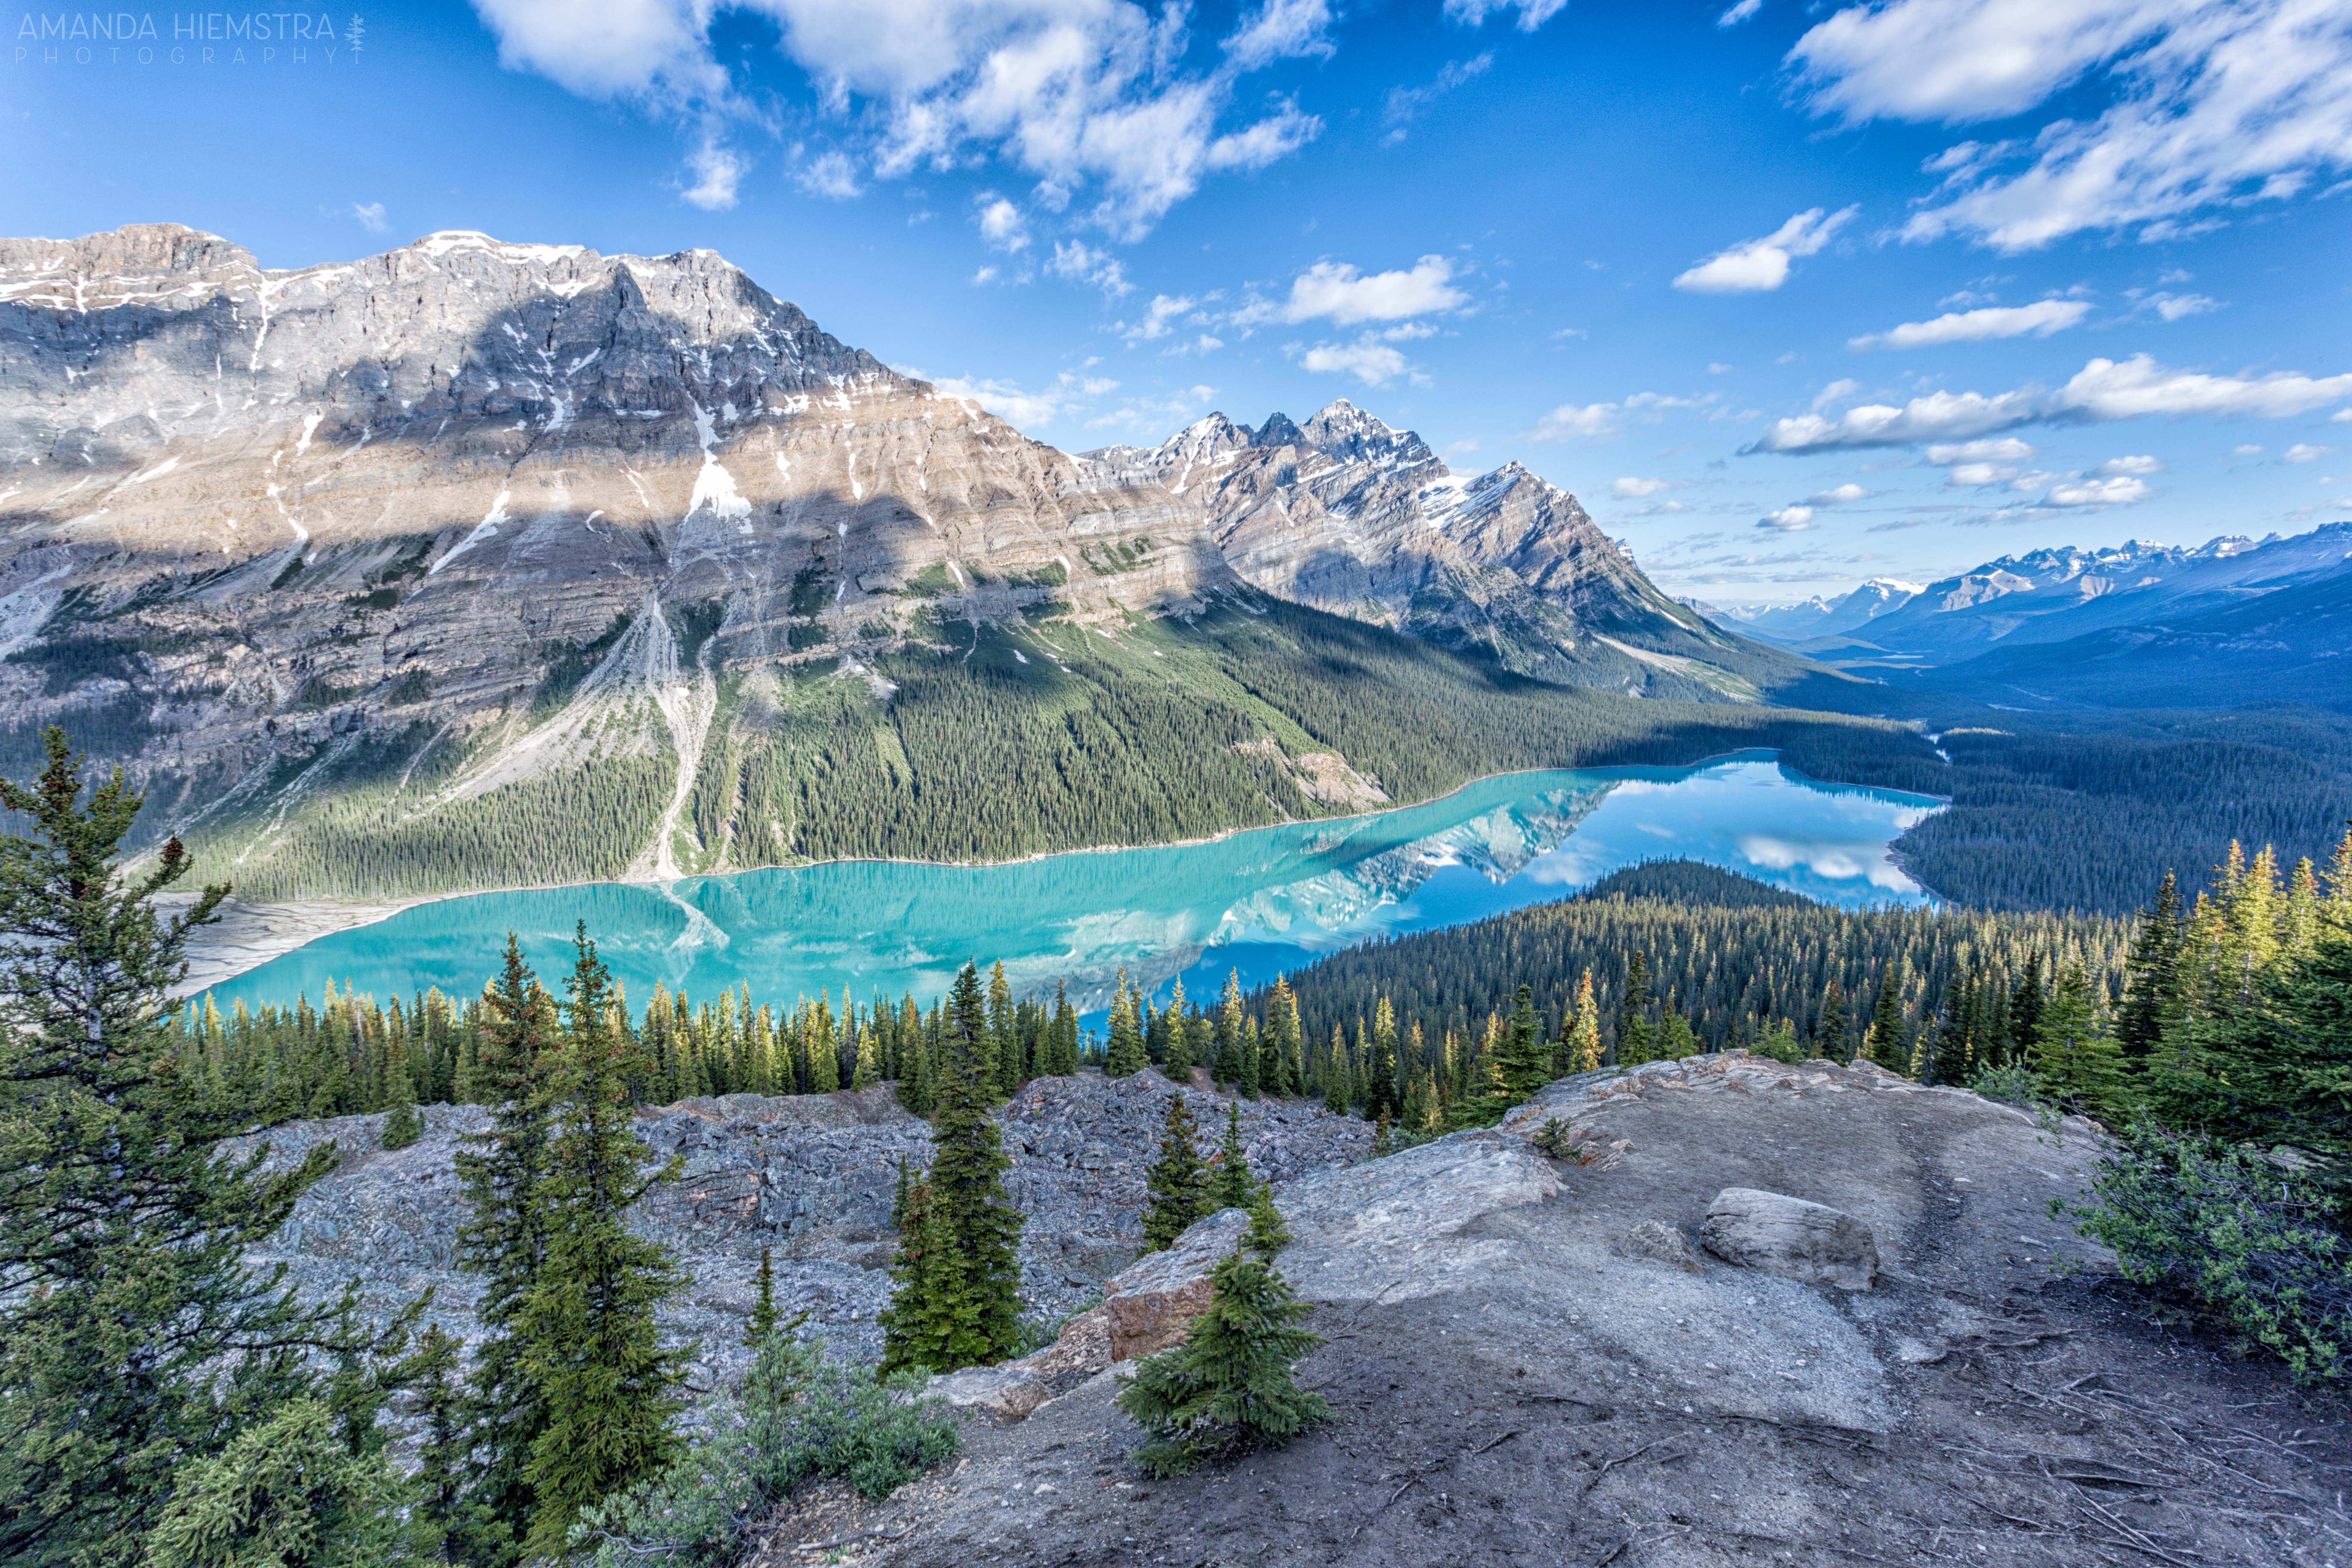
[2007,955,2045,1066]
[1617,950,1655,1066]
[1564,969,1603,1074]
[406,1326,494,1568]
[450,937,558,1565]
[1815,975,1849,1061]
[0,732,371,1568]
[1048,980,1079,1075]
[1199,1098,1253,1210]
[1141,1093,1212,1251]
[879,962,1026,1374]
[2117,871,2185,1063]
[1860,965,1905,1066]
[140,1400,412,1568]
[380,1054,423,1149]
[1265,977,1303,1096]
[748,1246,780,1346]
[515,928,693,1561]
[989,960,1020,1097]
[1320,1021,1348,1115]
[1213,970,1247,1090]
[1114,1194,1328,1477]
[1105,970,1147,1078]
[2029,961,2129,1119]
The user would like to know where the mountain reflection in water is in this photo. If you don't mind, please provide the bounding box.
[211,753,1943,1017]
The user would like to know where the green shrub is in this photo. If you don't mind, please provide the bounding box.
[1967,1061,2044,1109]
[2070,1125,2351,1384]
[569,1335,959,1565]
[141,1400,413,1568]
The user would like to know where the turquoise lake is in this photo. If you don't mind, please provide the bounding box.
[208,753,1945,1019]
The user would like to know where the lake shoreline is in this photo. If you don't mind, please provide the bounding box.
[174,749,1951,999]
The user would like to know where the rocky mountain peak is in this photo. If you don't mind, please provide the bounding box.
[1251,411,1306,449]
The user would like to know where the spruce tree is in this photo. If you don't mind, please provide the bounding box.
[0,732,368,1568]
[748,1246,780,1346]
[140,1400,412,1568]
[2007,955,2046,1066]
[1861,965,1905,1066]
[878,962,1026,1373]
[2029,961,2130,1119]
[1265,977,1303,1096]
[989,960,1020,1096]
[1320,1026,1348,1115]
[515,928,692,1561]
[1114,1187,1327,1477]
[1563,969,1602,1074]
[1105,971,1147,1078]
[1209,1100,1256,1209]
[2118,872,2185,1063]
[1815,975,1849,1061]
[406,1326,494,1568]
[1213,970,1247,1090]
[1617,950,1654,1066]
[450,937,558,1565]
[380,1055,423,1149]
[1141,1093,1212,1250]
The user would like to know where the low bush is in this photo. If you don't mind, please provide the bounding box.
[569,1335,959,1565]
[2070,1124,2351,1384]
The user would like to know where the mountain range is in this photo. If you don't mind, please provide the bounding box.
[1704,525,2352,710]
[0,224,1854,900]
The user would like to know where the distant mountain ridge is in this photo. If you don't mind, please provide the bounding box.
[1704,523,2352,707]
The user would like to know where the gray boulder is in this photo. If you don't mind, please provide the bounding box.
[926,1366,1053,1426]
[1700,1186,1880,1290]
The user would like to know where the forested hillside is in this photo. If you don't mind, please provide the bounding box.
[127,597,1939,903]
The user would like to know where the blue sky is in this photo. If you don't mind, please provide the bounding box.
[6,0,2351,603]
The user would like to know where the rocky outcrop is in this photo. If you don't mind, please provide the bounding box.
[750,1054,2352,1568]
[236,1067,1369,1385]
[1700,1185,1880,1290]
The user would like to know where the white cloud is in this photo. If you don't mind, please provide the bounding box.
[1442,0,1569,32]
[1805,483,1869,504]
[2234,443,2265,456]
[1789,0,2352,251]
[1381,54,1493,142]
[1612,476,1674,498]
[1943,461,2018,486]
[1120,294,1196,343]
[2335,409,2352,423]
[1926,437,2036,464]
[2092,454,2164,475]
[971,265,1001,285]
[1048,239,1132,297]
[2045,475,2155,506]
[976,196,1030,252]
[793,149,861,200]
[2149,291,2221,321]
[1250,255,1468,325]
[1298,336,1410,387]
[1849,298,2089,350]
[683,139,747,209]
[926,374,1064,430]
[470,0,1326,239]
[1718,0,1763,26]
[1758,506,1817,530]
[1530,403,1622,442]
[1223,0,1336,71]
[352,202,389,233]
[2285,443,2335,463]
[1672,206,1857,294]
[1752,353,2352,453]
